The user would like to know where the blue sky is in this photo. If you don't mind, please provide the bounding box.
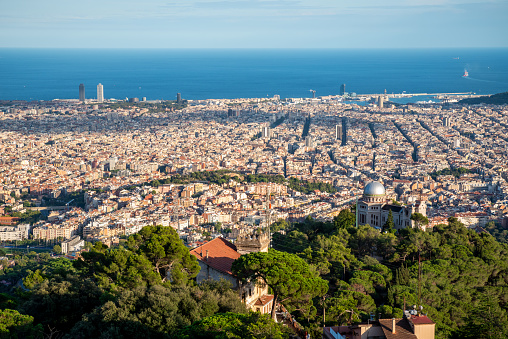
[1,0,507,48]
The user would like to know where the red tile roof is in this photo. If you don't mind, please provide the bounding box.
[190,237,240,275]
[254,294,274,306]
[409,315,434,325]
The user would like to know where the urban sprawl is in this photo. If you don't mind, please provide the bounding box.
[1,91,506,254]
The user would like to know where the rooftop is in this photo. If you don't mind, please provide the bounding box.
[189,237,240,275]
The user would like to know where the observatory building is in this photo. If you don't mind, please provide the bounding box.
[357,181,427,230]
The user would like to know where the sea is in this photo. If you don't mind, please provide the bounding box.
[0,48,507,102]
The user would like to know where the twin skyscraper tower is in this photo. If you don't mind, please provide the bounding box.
[79,83,104,103]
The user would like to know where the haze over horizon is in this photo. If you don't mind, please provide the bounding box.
[2,0,507,49]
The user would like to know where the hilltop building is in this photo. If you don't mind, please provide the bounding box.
[357,181,427,230]
[190,230,274,314]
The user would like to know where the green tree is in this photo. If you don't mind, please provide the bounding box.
[232,249,328,318]
[270,219,289,233]
[127,225,200,285]
[382,210,395,233]
[333,208,356,230]
[0,309,43,339]
[20,277,103,335]
[214,222,222,233]
[53,245,62,254]
[67,282,247,339]
[411,213,429,230]
[175,312,292,339]
[23,269,45,289]
[77,246,161,290]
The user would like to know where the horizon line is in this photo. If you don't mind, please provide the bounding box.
[1,46,508,50]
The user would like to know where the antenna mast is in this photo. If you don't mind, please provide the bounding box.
[417,250,422,315]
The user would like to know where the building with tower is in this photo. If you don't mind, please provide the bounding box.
[97,83,104,103]
[190,230,273,314]
[357,181,427,230]
[79,84,85,102]
[340,84,346,96]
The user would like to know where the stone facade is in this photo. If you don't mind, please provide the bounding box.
[358,181,427,230]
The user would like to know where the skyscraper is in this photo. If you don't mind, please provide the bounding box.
[340,84,346,96]
[262,126,271,138]
[378,96,384,109]
[177,93,182,103]
[79,84,85,102]
[335,124,342,140]
[97,83,104,103]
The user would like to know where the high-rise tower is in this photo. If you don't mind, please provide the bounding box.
[335,124,342,141]
[340,84,346,96]
[97,83,104,103]
[79,84,85,102]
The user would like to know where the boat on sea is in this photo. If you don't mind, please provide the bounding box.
[463,70,469,77]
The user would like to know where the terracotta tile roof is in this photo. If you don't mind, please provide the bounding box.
[378,318,417,339]
[409,315,434,325]
[190,237,240,275]
[254,294,274,306]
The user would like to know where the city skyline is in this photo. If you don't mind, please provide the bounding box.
[1,0,507,49]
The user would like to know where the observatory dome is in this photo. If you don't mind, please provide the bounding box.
[364,181,386,196]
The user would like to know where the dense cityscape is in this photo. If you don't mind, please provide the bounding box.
[0,87,507,338]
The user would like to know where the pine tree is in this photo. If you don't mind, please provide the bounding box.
[382,210,395,233]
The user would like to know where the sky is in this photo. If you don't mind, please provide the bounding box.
[1,0,507,48]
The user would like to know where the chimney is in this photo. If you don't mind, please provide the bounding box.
[392,318,396,334]
[206,249,209,261]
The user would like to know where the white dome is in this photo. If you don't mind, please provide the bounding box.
[364,181,385,196]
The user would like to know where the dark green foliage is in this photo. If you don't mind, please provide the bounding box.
[3,209,41,225]
[76,245,161,290]
[485,221,508,244]
[0,294,17,311]
[459,91,508,105]
[127,225,200,285]
[382,210,395,233]
[232,249,328,318]
[429,167,470,180]
[269,215,508,338]
[175,312,291,339]
[270,219,289,233]
[453,295,508,339]
[287,177,337,194]
[410,212,429,231]
[162,170,239,186]
[0,309,43,339]
[66,282,247,339]
[333,208,356,230]
[20,277,104,335]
